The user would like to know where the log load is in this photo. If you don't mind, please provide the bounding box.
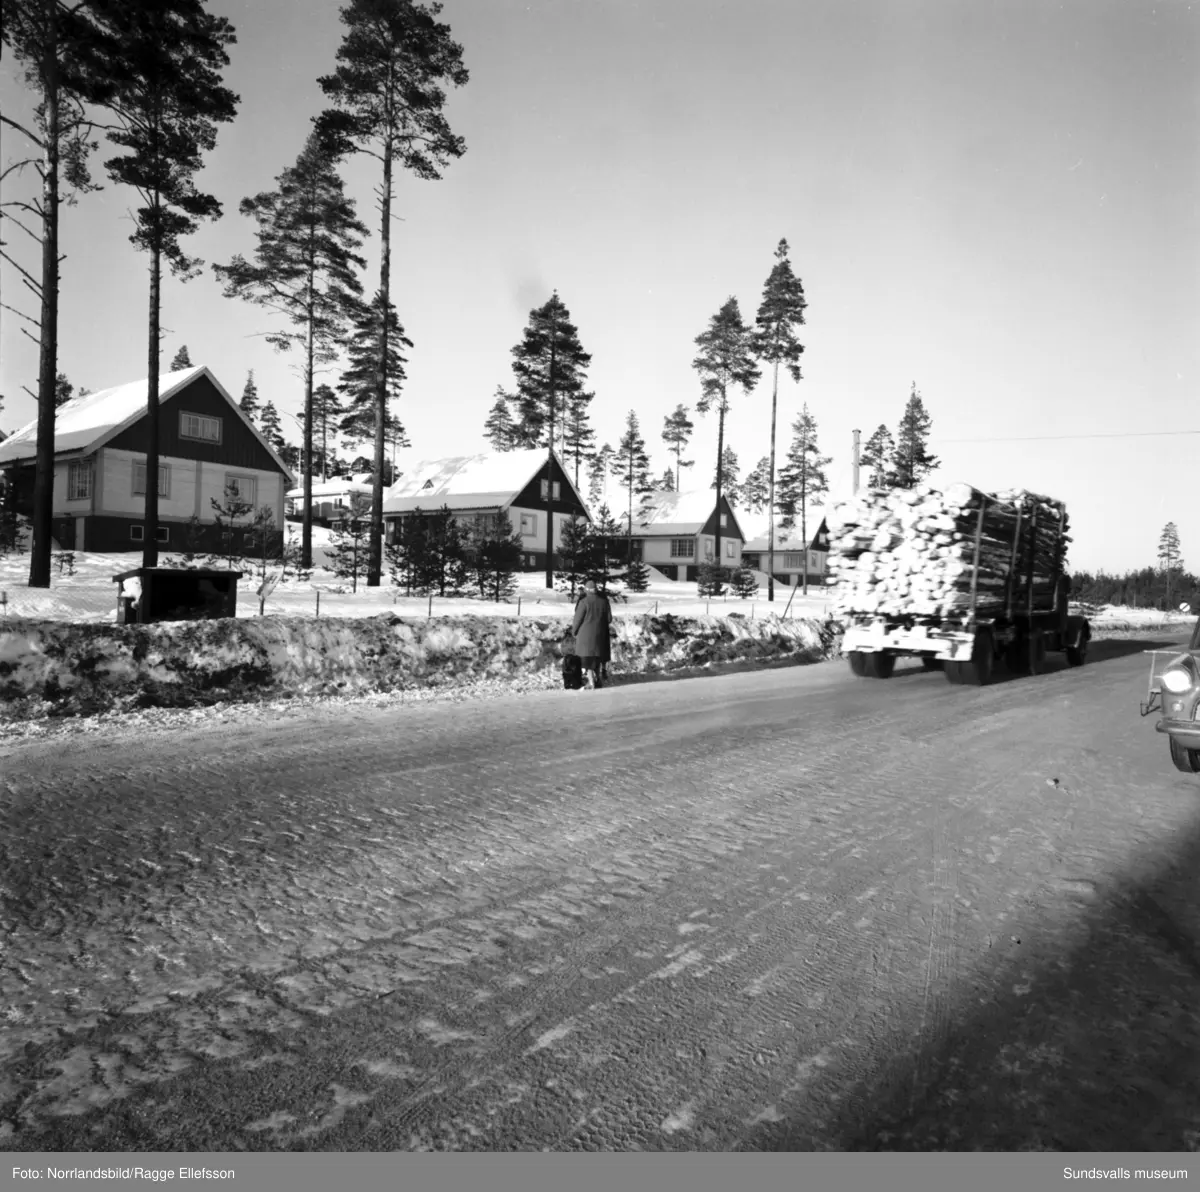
[825,482,1071,620]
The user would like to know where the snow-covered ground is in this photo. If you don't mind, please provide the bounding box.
[0,530,833,623]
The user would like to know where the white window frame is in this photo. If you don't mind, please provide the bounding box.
[670,538,694,558]
[180,411,222,443]
[67,460,92,502]
[539,479,561,500]
[720,512,728,528]
[725,540,736,558]
[519,512,537,536]
[224,473,257,505]
[132,460,171,498]
[129,524,170,544]
[783,552,803,569]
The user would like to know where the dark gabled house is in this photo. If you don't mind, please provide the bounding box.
[0,365,294,554]
[381,447,590,571]
[629,489,746,581]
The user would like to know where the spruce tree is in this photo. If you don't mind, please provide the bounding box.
[562,389,597,492]
[710,445,741,504]
[311,383,340,480]
[893,384,939,489]
[587,442,614,509]
[742,456,770,513]
[468,510,521,602]
[328,490,372,591]
[611,409,653,566]
[554,512,598,600]
[507,291,592,587]
[170,344,192,369]
[97,0,238,569]
[693,297,760,568]
[317,0,469,588]
[54,372,74,408]
[212,129,368,569]
[337,291,412,449]
[483,389,517,451]
[861,424,895,489]
[751,237,807,601]
[661,403,695,492]
[657,468,676,492]
[777,403,831,593]
[209,478,255,567]
[590,503,626,596]
[259,400,286,454]
[240,370,259,421]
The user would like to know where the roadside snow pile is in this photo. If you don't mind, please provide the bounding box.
[0,611,833,721]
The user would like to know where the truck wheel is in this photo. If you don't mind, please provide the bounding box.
[944,661,964,684]
[958,630,995,686]
[863,651,895,679]
[1066,636,1088,667]
[847,651,869,677]
[921,656,943,672]
[1169,737,1200,774]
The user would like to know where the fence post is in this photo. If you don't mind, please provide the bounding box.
[517,596,521,616]
[428,592,433,618]
[654,600,658,615]
[316,589,320,618]
[0,591,6,617]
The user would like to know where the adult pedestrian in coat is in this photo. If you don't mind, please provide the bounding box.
[572,579,612,690]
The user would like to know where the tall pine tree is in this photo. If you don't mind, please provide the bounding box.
[777,403,831,594]
[710,445,741,504]
[258,400,286,454]
[562,389,597,492]
[213,130,368,568]
[317,0,469,587]
[893,384,938,489]
[3,0,118,586]
[97,0,238,569]
[587,441,614,510]
[752,237,807,601]
[742,456,770,513]
[661,403,695,492]
[240,369,260,420]
[312,383,340,480]
[508,291,592,586]
[692,297,760,568]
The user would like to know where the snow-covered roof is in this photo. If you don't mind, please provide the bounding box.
[633,489,746,539]
[739,507,831,552]
[0,365,294,479]
[382,447,580,516]
[286,474,375,500]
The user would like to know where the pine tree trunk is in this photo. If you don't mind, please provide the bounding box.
[143,237,162,569]
[766,359,779,602]
[28,0,59,590]
[714,395,725,574]
[367,136,393,587]
[544,316,557,589]
[302,308,315,570]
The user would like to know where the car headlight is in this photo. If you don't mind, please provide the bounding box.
[1162,666,1195,693]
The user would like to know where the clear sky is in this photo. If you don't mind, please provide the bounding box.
[2,0,1197,575]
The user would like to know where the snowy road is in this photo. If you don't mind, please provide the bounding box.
[4,638,1200,1151]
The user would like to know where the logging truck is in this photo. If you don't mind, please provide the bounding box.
[836,487,1092,685]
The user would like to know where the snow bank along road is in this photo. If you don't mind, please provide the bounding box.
[3,637,1200,1152]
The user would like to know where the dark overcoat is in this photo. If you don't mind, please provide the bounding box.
[572,591,612,661]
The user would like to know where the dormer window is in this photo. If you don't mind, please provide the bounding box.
[422,479,434,490]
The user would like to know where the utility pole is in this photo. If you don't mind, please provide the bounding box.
[852,428,861,495]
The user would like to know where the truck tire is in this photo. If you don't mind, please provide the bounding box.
[863,651,895,679]
[1066,635,1089,667]
[921,656,943,672]
[1170,737,1200,774]
[847,651,869,677]
[944,661,964,684]
[959,629,996,686]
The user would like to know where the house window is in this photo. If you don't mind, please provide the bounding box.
[725,540,736,558]
[720,512,728,528]
[539,479,561,500]
[520,513,537,535]
[670,538,694,558]
[132,461,170,497]
[783,552,803,569]
[421,479,434,490]
[334,497,345,508]
[224,473,257,504]
[180,411,222,443]
[130,525,170,543]
[67,460,92,501]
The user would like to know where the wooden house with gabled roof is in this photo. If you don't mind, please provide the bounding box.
[381,447,590,571]
[0,366,294,554]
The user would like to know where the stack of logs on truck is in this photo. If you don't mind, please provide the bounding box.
[828,481,1091,684]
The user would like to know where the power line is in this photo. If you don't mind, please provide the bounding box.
[935,429,1200,444]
